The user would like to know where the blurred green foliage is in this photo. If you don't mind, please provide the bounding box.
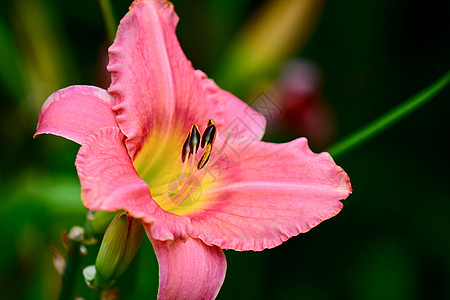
[0,0,449,299]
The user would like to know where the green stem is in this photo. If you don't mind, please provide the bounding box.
[98,0,117,44]
[58,240,82,300]
[327,70,450,158]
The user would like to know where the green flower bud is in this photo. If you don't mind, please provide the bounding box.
[113,217,142,278]
[95,213,128,282]
[94,212,143,283]
[89,211,116,235]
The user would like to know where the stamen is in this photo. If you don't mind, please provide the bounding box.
[189,125,200,155]
[165,175,202,208]
[197,144,212,170]
[201,119,217,148]
[187,143,198,180]
[181,131,191,162]
[160,141,199,204]
[169,149,191,195]
[167,131,229,207]
[157,124,231,210]
[202,130,231,168]
[172,130,231,203]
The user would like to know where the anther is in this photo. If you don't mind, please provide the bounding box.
[181,132,191,162]
[197,144,212,170]
[189,125,201,155]
[201,119,217,148]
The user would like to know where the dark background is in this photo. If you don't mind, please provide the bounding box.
[0,0,449,299]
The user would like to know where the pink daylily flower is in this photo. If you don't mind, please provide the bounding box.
[35,0,352,299]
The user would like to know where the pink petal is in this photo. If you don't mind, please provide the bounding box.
[147,233,226,300]
[34,85,117,144]
[213,86,266,147]
[75,126,193,242]
[189,138,352,251]
[108,0,264,159]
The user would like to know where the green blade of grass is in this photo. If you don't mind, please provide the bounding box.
[327,70,450,158]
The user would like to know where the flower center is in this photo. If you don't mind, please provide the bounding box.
[154,119,230,212]
[133,119,229,215]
